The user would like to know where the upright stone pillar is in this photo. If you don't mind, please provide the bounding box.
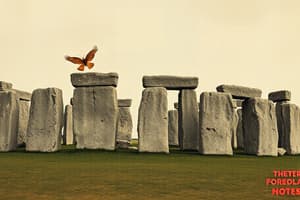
[71,73,119,150]
[199,92,234,155]
[178,89,199,150]
[236,109,244,149]
[26,88,63,152]
[138,87,168,153]
[116,99,133,148]
[17,100,30,146]
[243,98,278,156]
[0,91,19,151]
[168,110,178,146]
[63,105,74,145]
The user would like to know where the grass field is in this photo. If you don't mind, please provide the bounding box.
[0,142,299,200]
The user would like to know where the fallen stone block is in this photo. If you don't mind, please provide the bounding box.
[0,91,19,151]
[71,72,118,87]
[168,110,179,146]
[199,92,234,155]
[116,106,133,146]
[243,98,278,156]
[26,88,63,152]
[143,75,198,90]
[17,100,30,146]
[73,86,118,150]
[280,103,300,155]
[178,89,199,150]
[118,99,132,107]
[268,90,291,102]
[138,87,169,153]
[63,105,74,145]
[216,84,262,99]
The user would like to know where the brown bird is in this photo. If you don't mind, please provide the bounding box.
[65,46,98,71]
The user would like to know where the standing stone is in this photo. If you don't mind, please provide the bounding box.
[138,87,168,153]
[199,92,234,155]
[73,86,118,150]
[116,106,133,148]
[0,91,19,151]
[275,101,288,147]
[243,98,278,156]
[280,103,300,155]
[178,89,199,150]
[17,100,30,146]
[63,105,74,145]
[231,110,239,149]
[168,110,179,146]
[236,109,244,149]
[26,88,63,152]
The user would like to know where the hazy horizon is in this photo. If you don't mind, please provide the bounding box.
[1,0,300,137]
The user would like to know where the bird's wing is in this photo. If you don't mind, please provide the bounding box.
[65,56,84,64]
[87,62,94,69]
[85,46,98,62]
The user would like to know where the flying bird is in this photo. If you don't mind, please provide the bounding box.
[65,46,98,71]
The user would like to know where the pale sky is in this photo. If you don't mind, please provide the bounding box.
[1,0,300,137]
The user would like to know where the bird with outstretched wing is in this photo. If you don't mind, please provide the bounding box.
[65,46,98,71]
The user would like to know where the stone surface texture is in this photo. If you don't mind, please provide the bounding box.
[143,76,198,90]
[168,110,179,146]
[216,84,262,99]
[118,99,132,107]
[73,86,118,150]
[268,90,291,102]
[0,91,19,151]
[116,107,133,143]
[199,92,234,155]
[138,87,169,153]
[236,109,244,149]
[17,100,30,146]
[71,72,118,87]
[178,89,199,150]
[63,105,74,145]
[26,88,63,152]
[242,98,278,156]
[0,81,13,90]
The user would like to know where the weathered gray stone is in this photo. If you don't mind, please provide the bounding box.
[216,84,262,99]
[278,148,286,156]
[0,81,13,90]
[73,86,118,150]
[118,99,132,107]
[71,72,118,87]
[178,89,199,150]
[233,99,243,107]
[143,76,198,90]
[268,90,291,102]
[236,109,244,149]
[116,107,133,145]
[275,101,288,147]
[0,91,19,151]
[231,110,239,149]
[26,88,63,152]
[138,87,168,153]
[243,98,278,156]
[12,89,31,101]
[280,103,300,155]
[174,102,178,109]
[63,105,74,145]
[199,92,234,155]
[17,101,30,146]
[168,110,178,146]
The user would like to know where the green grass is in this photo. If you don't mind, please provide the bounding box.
[0,143,299,200]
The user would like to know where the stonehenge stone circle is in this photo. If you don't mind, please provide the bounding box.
[199,92,234,155]
[216,84,262,99]
[0,91,19,152]
[116,99,133,148]
[268,90,291,102]
[280,103,300,155]
[63,105,74,145]
[26,88,63,152]
[138,87,169,153]
[143,75,198,90]
[243,98,278,156]
[71,72,118,87]
[178,89,199,150]
[73,86,118,150]
[168,110,179,146]
[17,100,30,146]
